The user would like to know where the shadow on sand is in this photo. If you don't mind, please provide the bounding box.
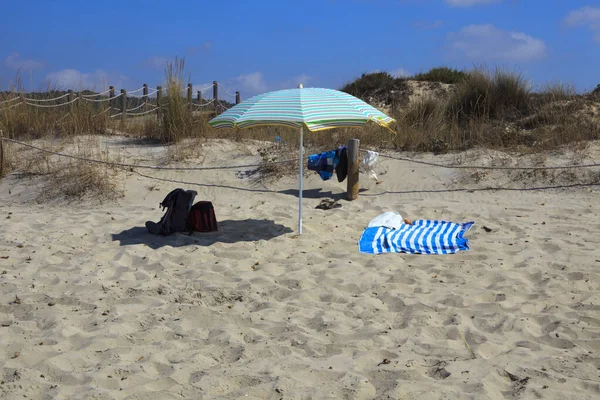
[112,219,293,249]
[278,187,369,200]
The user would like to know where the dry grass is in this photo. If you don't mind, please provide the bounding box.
[4,136,124,203]
[1,64,599,197]
[160,58,193,142]
[37,161,123,203]
[0,77,111,140]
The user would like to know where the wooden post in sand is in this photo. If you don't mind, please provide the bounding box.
[109,86,115,114]
[142,84,148,104]
[187,83,193,112]
[156,86,162,121]
[235,91,241,104]
[347,138,360,201]
[197,90,202,107]
[213,81,219,115]
[68,90,74,114]
[120,89,127,122]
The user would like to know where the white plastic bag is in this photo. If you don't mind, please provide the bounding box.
[360,150,379,181]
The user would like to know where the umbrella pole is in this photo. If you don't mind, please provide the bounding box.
[298,126,303,235]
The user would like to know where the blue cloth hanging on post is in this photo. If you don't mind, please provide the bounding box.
[308,150,338,181]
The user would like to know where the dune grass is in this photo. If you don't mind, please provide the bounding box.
[1,63,599,201]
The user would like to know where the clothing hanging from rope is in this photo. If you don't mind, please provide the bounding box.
[307,146,348,182]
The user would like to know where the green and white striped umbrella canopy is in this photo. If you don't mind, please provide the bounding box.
[208,87,395,132]
[208,87,395,235]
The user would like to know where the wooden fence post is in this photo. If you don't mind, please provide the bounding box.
[235,91,240,104]
[109,86,115,115]
[187,83,193,112]
[68,90,74,113]
[213,81,219,115]
[143,84,148,104]
[156,86,162,120]
[120,89,127,122]
[347,139,360,201]
[197,90,201,107]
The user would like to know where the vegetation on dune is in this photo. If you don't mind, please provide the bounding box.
[1,61,599,202]
[340,66,599,152]
[412,67,469,84]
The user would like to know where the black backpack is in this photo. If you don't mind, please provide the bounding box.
[145,188,197,235]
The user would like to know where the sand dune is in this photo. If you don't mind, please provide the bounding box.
[1,137,599,399]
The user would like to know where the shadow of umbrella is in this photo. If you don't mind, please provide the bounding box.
[278,187,370,200]
[112,219,293,249]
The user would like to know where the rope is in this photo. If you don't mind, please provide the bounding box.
[190,102,211,109]
[92,107,112,117]
[25,93,70,102]
[3,101,24,110]
[54,113,71,124]
[217,83,236,97]
[82,95,119,103]
[367,149,600,170]
[125,87,144,94]
[125,102,148,112]
[81,88,112,98]
[25,97,79,108]
[196,84,215,93]
[126,107,159,116]
[109,112,123,118]
[216,100,231,111]
[0,96,20,105]
[1,136,303,171]
[126,92,151,99]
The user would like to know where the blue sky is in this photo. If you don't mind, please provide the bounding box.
[1,0,599,99]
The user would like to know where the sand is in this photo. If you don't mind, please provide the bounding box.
[1,137,600,399]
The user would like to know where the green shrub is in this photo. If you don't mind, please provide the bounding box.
[412,67,469,84]
[341,72,399,97]
[447,68,530,121]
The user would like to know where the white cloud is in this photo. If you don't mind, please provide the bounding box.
[445,0,503,6]
[45,69,127,91]
[235,72,268,93]
[222,72,316,98]
[187,41,213,53]
[564,6,600,43]
[390,68,410,78]
[447,24,546,62]
[5,53,45,70]
[145,56,170,70]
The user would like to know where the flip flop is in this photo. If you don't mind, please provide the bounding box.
[316,199,342,210]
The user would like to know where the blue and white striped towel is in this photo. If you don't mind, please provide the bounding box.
[358,220,475,255]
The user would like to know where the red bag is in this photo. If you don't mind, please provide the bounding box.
[186,201,218,233]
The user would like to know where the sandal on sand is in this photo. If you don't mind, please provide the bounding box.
[316,198,342,210]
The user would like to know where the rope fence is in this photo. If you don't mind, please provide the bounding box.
[1,81,240,120]
[82,88,112,98]
[0,136,303,171]
[0,96,20,105]
[25,97,79,108]
[126,107,159,117]
[2,136,599,175]
[368,149,600,170]
[25,93,70,102]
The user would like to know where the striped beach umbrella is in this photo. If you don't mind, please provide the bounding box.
[209,86,395,234]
